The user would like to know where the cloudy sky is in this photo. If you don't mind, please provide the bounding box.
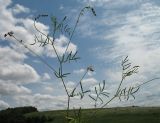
[0,0,160,111]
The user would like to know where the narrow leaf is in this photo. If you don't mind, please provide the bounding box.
[89,95,96,101]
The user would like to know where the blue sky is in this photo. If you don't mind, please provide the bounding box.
[0,0,160,110]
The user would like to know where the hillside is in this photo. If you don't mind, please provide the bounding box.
[0,106,159,123]
[25,106,160,123]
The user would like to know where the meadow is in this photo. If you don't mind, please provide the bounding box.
[25,107,160,123]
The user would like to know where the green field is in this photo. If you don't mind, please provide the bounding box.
[25,107,160,123]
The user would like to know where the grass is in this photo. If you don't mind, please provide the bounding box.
[25,107,160,123]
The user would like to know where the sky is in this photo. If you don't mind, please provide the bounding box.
[0,0,160,111]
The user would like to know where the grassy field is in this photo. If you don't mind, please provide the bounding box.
[25,107,160,123]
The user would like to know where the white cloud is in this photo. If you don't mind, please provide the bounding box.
[0,0,78,110]
[80,0,149,7]
[76,0,160,107]
[66,81,76,92]
[1,0,159,110]
[66,81,75,88]
[73,68,95,76]
[0,63,40,84]
[0,0,12,9]
[0,46,38,100]
[0,100,9,110]
[0,0,77,58]
[0,46,40,84]
[13,92,95,110]
[95,2,160,107]
[0,81,31,96]
[73,68,86,74]
[59,4,64,10]
[45,35,77,57]
[42,73,51,81]
[44,86,54,93]
[14,94,67,110]
[102,2,160,74]
[12,4,30,14]
[105,69,121,83]
[82,77,98,85]
[78,0,150,8]
[0,46,26,64]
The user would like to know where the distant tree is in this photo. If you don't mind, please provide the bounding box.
[0,106,38,123]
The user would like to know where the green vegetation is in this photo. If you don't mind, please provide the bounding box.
[25,107,160,123]
[0,101,159,123]
[0,106,38,123]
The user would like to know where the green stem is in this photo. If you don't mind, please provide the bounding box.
[12,35,56,73]
[34,19,61,62]
[70,70,88,96]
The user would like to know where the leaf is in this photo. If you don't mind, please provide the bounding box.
[79,92,83,99]
[131,94,136,100]
[58,67,61,76]
[89,95,96,101]
[120,88,126,97]
[63,72,71,76]
[63,16,67,21]
[83,90,91,94]
[70,88,76,97]
[54,71,59,78]
[123,56,129,63]
[123,63,131,70]
[64,24,69,32]
[91,8,96,16]
[99,83,102,92]
[131,87,140,94]
[115,89,121,97]
[51,16,57,30]
[118,96,122,101]
[4,33,7,37]
[66,116,75,123]
[101,92,109,97]
[30,35,37,45]
[80,81,84,93]
[98,97,103,104]
[95,87,98,96]
[102,80,105,91]
[73,51,78,58]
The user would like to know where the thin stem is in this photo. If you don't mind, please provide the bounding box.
[58,61,69,96]
[34,19,61,63]
[101,96,116,108]
[34,18,70,95]
[67,96,70,118]
[115,78,124,96]
[90,96,116,119]
[34,16,73,121]
[70,69,88,96]
[95,97,98,108]
[64,6,92,55]
[12,35,56,73]
[135,77,160,88]
[115,64,125,96]
[96,70,124,109]
[64,8,82,55]
[11,34,71,115]
[60,71,69,96]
